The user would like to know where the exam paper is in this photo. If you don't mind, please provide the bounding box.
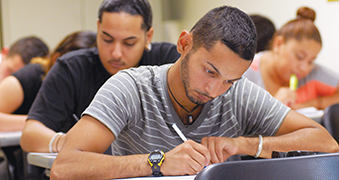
[296,107,324,119]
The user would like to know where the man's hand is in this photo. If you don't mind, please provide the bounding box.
[161,140,210,175]
[201,136,239,164]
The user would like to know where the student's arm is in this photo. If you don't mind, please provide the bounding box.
[202,110,339,164]
[50,115,211,180]
[293,85,339,110]
[0,75,27,131]
[20,120,65,152]
[20,60,76,152]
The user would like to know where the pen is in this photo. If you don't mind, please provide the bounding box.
[172,123,187,142]
[289,74,298,91]
[73,114,79,121]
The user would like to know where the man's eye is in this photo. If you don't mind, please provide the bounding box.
[103,39,113,43]
[124,42,135,46]
[206,68,215,75]
[296,54,304,60]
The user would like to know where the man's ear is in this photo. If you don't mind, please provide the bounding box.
[272,36,285,53]
[96,19,100,32]
[145,27,154,50]
[177,30,193,54]
[146,27,154,45]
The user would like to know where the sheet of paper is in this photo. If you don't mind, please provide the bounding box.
[296,107,324,119]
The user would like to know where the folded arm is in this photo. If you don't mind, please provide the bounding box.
[0,75,26,131]
[202,110,339,163]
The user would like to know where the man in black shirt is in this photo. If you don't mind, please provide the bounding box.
[20,0,180,154]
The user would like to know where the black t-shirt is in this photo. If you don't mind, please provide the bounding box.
[27,43,180,132]
[12,63,45,114]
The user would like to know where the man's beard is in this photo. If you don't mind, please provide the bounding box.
[180,51,212,105]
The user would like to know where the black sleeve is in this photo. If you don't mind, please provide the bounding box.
[27,60,77,132]
[12,64,45,114]
[138,42,180,66]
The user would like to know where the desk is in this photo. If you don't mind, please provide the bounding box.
[27,152,57,169]
[0,131,22,147]
[27,152,196,179]
[27,152,57,177]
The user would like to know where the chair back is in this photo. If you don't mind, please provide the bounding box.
[322,103,339,143]
[195,153,339,180]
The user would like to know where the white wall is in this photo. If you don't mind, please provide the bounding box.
[1,0,339,72]
[0,0,165,51]
[179,0,339,73]
[1,0,102,51]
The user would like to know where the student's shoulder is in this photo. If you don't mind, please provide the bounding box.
[118,64,170,82]
[12,63,44,78]
[57,47,99,65]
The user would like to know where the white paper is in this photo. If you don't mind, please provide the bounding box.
[296,107,324,119]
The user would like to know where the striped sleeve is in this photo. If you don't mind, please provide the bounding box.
[233,78,290,136]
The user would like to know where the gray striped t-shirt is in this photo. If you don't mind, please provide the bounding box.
[83,64,290,155]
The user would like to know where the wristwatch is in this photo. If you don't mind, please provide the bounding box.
[148,149,165,177]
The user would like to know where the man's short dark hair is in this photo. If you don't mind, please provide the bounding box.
[98,0,152,31]
[190,6,257,61]
[8,36,49,64]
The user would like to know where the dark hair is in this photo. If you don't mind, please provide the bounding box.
[8,36,49,64]
[297,7,316,22]
[98,0,152,31]
[250,14,276,53]
[190,6,257,61]
[53,31,96,56]
[31,31,97,76]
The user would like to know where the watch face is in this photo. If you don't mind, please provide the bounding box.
[150,153,162,160]
[148,150,164,177]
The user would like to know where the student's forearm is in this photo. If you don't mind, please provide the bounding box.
[295,93,339,110]
[51,150,152,180]
[236,127,339,159]
[20,120,57,152]
[0,112,27,131]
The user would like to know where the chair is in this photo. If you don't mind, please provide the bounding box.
[195,153,339,180]
[322,103,339,143]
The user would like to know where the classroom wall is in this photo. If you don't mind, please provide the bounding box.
[0,0,165,51]
[1,0,339,72]
[1,0,102,50]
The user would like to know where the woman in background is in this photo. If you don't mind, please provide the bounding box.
[0,31,96,131]
[244,7,339,110]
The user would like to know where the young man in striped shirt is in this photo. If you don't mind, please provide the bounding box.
[51,5,339,180]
